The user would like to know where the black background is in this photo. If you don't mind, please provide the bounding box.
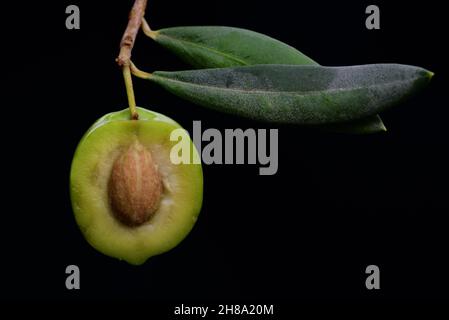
[2,0,448,311]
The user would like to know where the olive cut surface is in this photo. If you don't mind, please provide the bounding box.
[70,107,203,265]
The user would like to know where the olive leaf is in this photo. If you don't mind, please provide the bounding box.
[147,26,318,68]
[141,64,432,125]
[146,25,386,133]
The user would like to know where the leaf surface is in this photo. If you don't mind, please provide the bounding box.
[147,64,431,125]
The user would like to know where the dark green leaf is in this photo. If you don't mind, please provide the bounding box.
[148,25,386,133]
[146,64,432,125]
[149,26,318,68]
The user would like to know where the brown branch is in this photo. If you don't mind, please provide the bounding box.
[116,0,148,67]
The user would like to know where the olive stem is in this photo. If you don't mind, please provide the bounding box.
[123,66,139,120]
[142,17,157,38]
[130,62,153,79]
[117,0,148,67]
[116,0,148,120]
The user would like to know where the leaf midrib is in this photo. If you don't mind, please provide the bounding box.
[152,73,418,97]
[158,32,249,66]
